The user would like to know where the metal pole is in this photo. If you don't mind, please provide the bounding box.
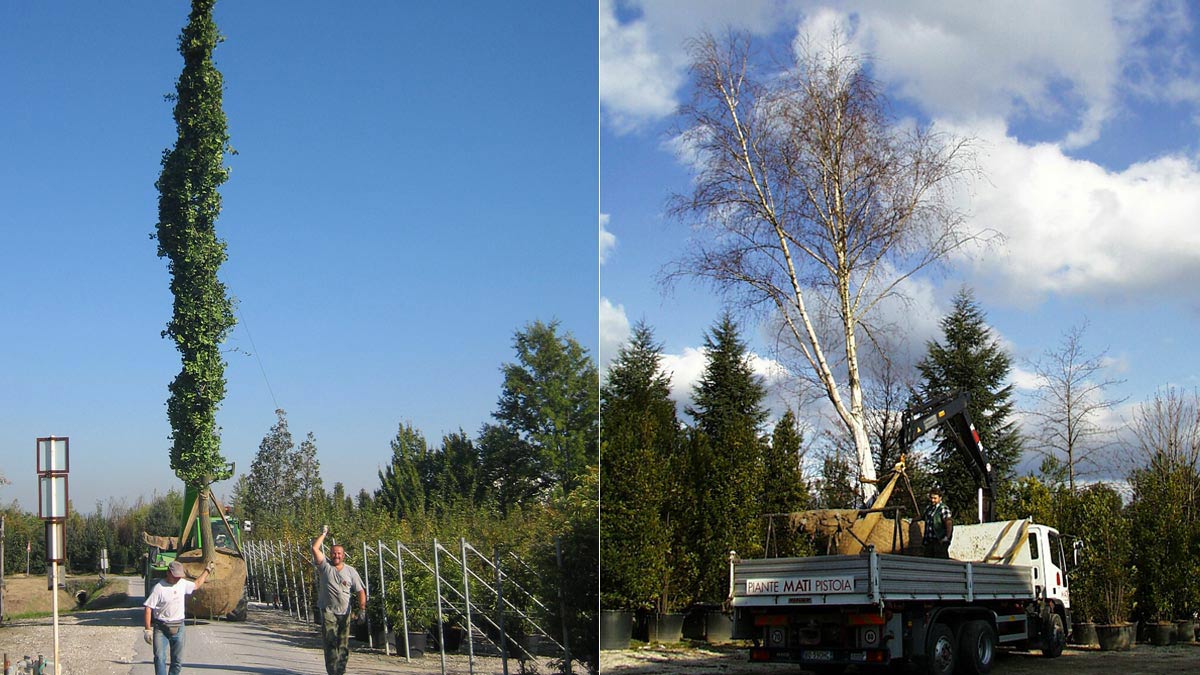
[281,540,295,619]
[397,542,410,661]
[377,540,390,656]
[297,542,311,623]
[286,542,301,620]
[1,515,6,624]
[362,542,373,648]
[556,538,572,673]
[269,541,281,609]
[51,560,60,675]
[434,539,446,675]
[496,548,508,675]
[461,538,475,675]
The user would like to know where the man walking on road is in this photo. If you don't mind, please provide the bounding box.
[312,525,367,675]
[143,559,214,675]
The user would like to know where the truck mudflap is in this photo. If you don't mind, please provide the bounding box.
[749,646,891,666]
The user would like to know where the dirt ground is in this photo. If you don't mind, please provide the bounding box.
[600,642,1200,674]
[0,574,575,675]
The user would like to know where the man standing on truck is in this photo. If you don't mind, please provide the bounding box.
[143,559,214,675]
[312,525,367,675]
[922,488,954,558]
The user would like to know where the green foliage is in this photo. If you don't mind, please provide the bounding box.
[1129,453,1198,621]
[600,322,678,611]
[917,289,1022,523]
[486,320,599,508]
[376,422,429,521]
[241,409,325,531]
[817,453,856,509]
[155,0,236,490]
[1064,484,1132,624]
[763,411,813,556]
[682,314,767,603]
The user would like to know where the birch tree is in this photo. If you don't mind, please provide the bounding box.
[669,30,977,500]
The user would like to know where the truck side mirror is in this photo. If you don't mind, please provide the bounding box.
[1072,540,1084,567]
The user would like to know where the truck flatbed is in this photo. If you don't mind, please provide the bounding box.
[732,550,1034,608]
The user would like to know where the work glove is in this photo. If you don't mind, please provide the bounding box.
[322,524,329,536]
[143,628,153,645]
[941,537,950,544]
[205,561,216,574]
[355,609,367,624]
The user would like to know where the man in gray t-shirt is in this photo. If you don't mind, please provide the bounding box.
[312,526,366,675]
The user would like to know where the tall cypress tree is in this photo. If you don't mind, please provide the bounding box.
[600,322,679,610]
[686,313,768,602]
[917,289,1022,523]
[376,422,428,520]
[154,0,236,561]
[763,410,811,555]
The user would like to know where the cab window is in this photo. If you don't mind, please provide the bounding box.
[1048,531,1063,569]
[1029,533,1040,560]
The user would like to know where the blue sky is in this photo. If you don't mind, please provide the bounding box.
[600,1,1200,481]
[0,2,597,511]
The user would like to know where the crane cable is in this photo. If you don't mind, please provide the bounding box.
[236,303,280,411]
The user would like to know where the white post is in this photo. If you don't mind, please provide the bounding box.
[52,560,60,675]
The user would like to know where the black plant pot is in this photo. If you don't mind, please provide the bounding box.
[400,630,427,658]
[1149,621,1175,646]
[1095,623,1135,651]
[599,610,632,650]
[647,613,685,643]
[1071,621,1097,646]
[704,610,733,644]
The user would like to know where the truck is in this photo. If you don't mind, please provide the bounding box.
[729,392,1073,675]
[143,484,249,621]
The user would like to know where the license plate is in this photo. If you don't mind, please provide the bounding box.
[805,650,833,661]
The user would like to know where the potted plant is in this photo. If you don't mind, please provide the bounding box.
[381,568,437,658]
[1074,485,1136,651]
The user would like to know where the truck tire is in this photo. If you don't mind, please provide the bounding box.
[924,623,957,675]
[1041,612,1065,658]
[957,620,996,675]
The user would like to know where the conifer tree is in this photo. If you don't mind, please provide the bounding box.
[685,313,768,602]
[917,289,1022,522]
[600,322,679,610]
[762,410,811,555]
[376,422,428,520]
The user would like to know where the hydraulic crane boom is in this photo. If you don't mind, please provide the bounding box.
[900,391,996,522]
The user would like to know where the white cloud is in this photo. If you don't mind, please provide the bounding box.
[950,120,1200,302]
[840,1,1132,148]
[604,2,1184,148]
[598,0,683,133]
[600,0,786,133]
[1010,366,1046,392]
[599,213,617,265]
[599,297,632,371]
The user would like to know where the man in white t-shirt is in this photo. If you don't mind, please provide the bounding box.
[143,559,214,675]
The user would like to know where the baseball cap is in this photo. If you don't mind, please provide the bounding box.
[167,561,185,577]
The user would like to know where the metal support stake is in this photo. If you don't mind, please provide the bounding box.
[397,542,411,661]
[434,539,447,675]
[377,540,390,655]
[461,538,475,675]
[556,538,572,673]
[496,548,508,675]
[362,542,373,649]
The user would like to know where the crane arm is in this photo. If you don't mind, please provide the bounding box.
[900,391,996,522]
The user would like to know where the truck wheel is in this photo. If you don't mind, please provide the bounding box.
[1041,613,1065,658]
[957,620,996,675]
[925,623,957,675]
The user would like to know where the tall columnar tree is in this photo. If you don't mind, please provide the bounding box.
[244,409,298,525]
[917,289,1022,523]
[600,322,680,611]
[669,29,976,502]
[763,410,812,556]
[685,313,768,602]
[489,320,599,500]
[154,0,236,561]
